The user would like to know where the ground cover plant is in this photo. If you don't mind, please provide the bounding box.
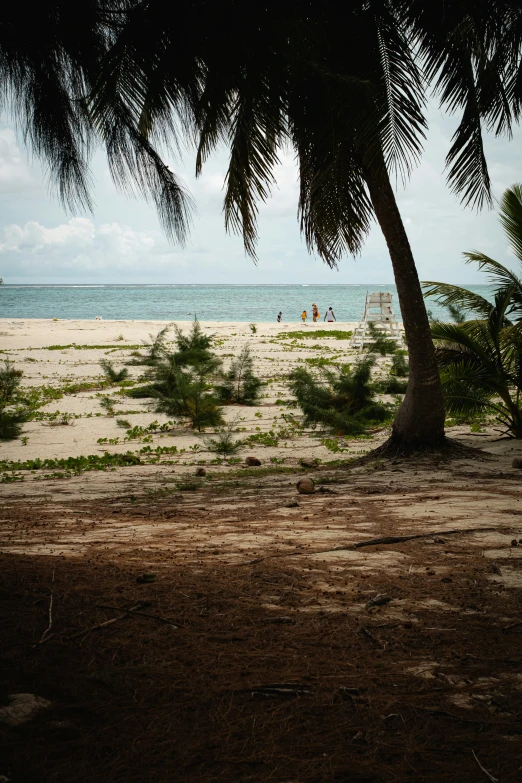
[274,330,353,341]
[40,344,144,351]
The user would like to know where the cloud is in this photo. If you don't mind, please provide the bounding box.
[0,129,38,195]
[0,218,159,270]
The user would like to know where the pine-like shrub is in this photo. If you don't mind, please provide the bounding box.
[0,360,28,440]
[127,325,170,366]
[390,353,409,377]
[216,345,262,405]
[288,358,391,435]
[204,421,243,456]
[153,360,224,431]
[0,360,23,400]
[99,359,129,382]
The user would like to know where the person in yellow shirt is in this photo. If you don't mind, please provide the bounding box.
[301,310,307,323]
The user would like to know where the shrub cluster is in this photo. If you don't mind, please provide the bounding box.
[0,361,29,441]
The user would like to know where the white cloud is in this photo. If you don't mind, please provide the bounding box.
[0,218,159,270]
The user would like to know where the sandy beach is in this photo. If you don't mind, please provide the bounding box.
[0,317,382,465]
[2,319,522,783]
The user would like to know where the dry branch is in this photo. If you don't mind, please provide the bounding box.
[38,569,55,644]
[353,526,498,548]
[240,526,499,565]
[95,605,178,628]
[472,750,499,783]
[68,603,143,640]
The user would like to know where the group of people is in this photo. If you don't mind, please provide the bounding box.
[277,305,336,323]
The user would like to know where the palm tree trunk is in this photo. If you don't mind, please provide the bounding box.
[364,162,446,447]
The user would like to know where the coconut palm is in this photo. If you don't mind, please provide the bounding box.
[88,0,522,448]
[430,288,522,437]
[3,3,522,446]
[424,184,522,437]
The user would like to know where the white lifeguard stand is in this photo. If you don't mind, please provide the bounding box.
[350,291,404,350]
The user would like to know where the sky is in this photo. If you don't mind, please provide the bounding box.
[1,103,522,285]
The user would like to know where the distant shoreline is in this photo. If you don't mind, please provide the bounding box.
[0,317,365,326]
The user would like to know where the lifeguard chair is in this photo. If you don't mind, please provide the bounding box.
[350,291,404,350]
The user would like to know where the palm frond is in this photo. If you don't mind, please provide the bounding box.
[430,319,503,377]
[289,69,375,266]
[223,75,285,259]
[101,102,194,243]
[373,4,427,183]
[422,281,494,319]
[499,183,522,262]
[463,251,521,295]
[404,1,516,209]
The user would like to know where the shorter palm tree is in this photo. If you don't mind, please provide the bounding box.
[423,184,522,437]
[430,290,522,437]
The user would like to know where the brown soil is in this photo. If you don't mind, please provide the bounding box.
[1,446,522,782]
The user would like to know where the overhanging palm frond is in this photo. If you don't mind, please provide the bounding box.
[499,183,522,261]
[0,1,111,212]
[372,4,427,183]
[288,58,376,266]
[422,281,494,319]
[424,11,492,208]
[404,0,518,210]
[100,100,193,243]
[463,251,521,293]
[223,74,286,259]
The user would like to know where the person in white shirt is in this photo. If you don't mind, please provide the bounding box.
[324,307,336,322]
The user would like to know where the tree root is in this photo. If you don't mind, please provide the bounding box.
[359,436,488,461]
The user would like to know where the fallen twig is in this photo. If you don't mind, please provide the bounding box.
[95,605,178,628]
[68,603,143,640]
[472,750,499,783]
[502,619,522,632]
[38,569,55,644]
[353,526,498,549]
[360,625,384,648]
[240,683,312,696]
[238,526,500,565]
[38,594,53,643]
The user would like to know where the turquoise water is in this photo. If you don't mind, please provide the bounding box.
[0,284,492,322]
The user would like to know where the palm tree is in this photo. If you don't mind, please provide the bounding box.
[88,1,522,448]
[424,184,522,437]
[3,2,522,446]
[430,290,522,437]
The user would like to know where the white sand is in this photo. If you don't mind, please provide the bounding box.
[0,318,388,465]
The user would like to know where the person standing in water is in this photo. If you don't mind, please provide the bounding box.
[277,311,283,323]
[324,307,336,322]
[301,309,307,323]
[312,303,319,322]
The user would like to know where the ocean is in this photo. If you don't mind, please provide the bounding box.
[0,284,493,322]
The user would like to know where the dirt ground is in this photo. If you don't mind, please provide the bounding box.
[1,436,522,782]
